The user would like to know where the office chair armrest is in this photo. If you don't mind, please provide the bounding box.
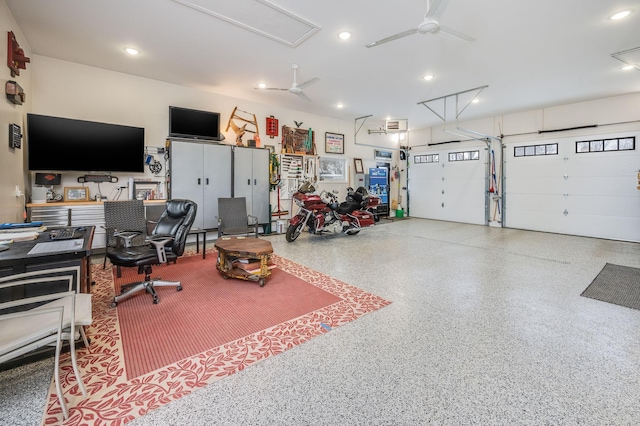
[148,236,174,264]
[248,214,258,225]
[113,230,144,248]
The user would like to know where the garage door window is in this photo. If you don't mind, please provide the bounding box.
[514,143,558,157]
[414,154,439,164]
[576,137,635,153]
[448,150,479,161]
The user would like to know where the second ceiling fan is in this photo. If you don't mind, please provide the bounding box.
[256,64,319,102]
[366,0,475,48]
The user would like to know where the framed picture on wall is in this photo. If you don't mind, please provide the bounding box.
[325,132,344,154]
[319,157,346,181]
[354,158,364,174]
[63,187,89,202]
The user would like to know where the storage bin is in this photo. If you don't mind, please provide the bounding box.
[396,209,404,218]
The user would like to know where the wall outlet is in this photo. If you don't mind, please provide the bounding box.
[15,186,22,197]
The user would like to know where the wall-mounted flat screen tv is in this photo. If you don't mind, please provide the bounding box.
[27,114,145,173]
[169,106,221,141]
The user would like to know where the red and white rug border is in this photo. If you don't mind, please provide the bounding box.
[42,251,391,425]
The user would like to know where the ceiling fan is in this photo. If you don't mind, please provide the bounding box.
[366,0,475,48]
[256,64,319,102]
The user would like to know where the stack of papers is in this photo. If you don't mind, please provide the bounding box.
[0,222,46,243]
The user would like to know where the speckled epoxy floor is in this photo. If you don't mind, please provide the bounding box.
[2,218,640,425]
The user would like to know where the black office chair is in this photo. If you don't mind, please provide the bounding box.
[107,199,197,307]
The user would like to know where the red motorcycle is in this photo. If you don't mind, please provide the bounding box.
[285,182,377,242]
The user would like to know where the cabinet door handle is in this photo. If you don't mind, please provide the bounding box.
[197,178,201,185]
[248,179,251,185]
[206,178,209,185]
[254,179,257,185]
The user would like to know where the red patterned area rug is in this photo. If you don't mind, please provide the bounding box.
[42,250,391,425]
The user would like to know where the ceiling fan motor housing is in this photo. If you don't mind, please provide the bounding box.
[418,18,440,34]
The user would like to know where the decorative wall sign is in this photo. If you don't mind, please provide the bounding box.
[7,31,30,77]
[325,132,344,154]
[266,116,279,138]
[282,125,315,155]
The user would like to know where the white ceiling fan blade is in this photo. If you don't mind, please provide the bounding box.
[255,87,289,91]
[366,28,418,48]
[425,0,450,19]
[294,91,312,102]
[437,25,475,43]
[297,77,320,90]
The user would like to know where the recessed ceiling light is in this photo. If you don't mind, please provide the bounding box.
[257,82,267,89]
[423,74,434,81]
[621,64,635,71]
[609,9,632,20]
[124,47,140,55]
[471,98,480,104]
[338,31,351,40]
[336,103,344,109]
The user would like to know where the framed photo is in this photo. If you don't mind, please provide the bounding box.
[63,186,89,202]
[325,132,344,154]
[354,158,364,174]
[319,157,346,181]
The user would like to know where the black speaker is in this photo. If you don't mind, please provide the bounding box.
[400,150,407,161]
[35,172,61,186]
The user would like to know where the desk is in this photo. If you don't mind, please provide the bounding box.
[0,226,95,300]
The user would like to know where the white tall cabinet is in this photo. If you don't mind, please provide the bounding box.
[169,140,232,229]
[233,146,270,225]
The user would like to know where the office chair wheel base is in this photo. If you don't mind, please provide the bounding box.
[259,278,266,287]
[110,301,117,308]
[177,285,183,291]
[153,296,159,304]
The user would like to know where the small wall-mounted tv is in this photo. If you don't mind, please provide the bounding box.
[169,106,221,141]
[27,114,145,173]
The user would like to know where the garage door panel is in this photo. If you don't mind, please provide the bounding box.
[565,195,640,217]
[507,193,564,211]
[564,176,639,197]
[505,131,640,242]
[410,148,486,223]
[507,176,564,193]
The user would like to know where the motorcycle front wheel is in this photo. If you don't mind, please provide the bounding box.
[285,221,305,242]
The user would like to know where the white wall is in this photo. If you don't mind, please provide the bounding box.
[29,55,375,214]
[0,1,32,222]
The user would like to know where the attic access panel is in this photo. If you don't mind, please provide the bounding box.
[611,47,640,71]
[171,0,321,47]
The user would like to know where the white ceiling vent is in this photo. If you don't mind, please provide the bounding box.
[171,0,321,47]
[385,119,408,133]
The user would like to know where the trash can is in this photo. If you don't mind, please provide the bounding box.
[396,209,404,218]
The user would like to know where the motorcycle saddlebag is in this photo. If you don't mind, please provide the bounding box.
[351,210,375,227]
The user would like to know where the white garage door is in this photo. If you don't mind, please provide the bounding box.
[505,131,640,242]
[409,145,487,225]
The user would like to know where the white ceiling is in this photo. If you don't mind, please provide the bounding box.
[6,0,640,129]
